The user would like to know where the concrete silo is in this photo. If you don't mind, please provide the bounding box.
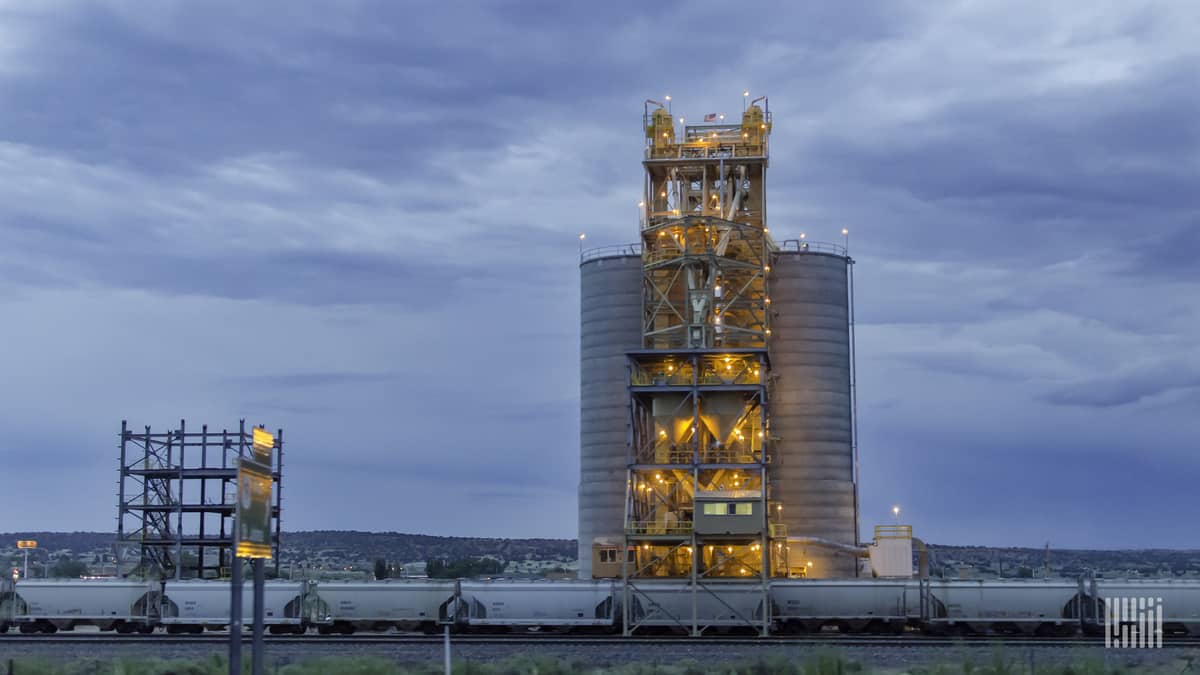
[578,250,643,579]
[769,246,859,578]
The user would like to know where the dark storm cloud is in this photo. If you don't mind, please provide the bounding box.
[1,1,1197,545]
[1040,365,1200,408]
[228,372,401,388]
[1122,222,1200,281]
[798,60,1200,267]
[0,230,549,306]
[862,436,1200,548]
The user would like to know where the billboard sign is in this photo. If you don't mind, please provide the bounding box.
[236,426,274,559]
[251,427,274,465]
[236,460,272,559]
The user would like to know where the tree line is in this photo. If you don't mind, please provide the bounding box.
[374,557,505,579]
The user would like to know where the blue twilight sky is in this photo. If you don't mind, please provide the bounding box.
[0,2,1197,549]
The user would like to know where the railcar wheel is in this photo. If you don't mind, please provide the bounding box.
[1035,623,1075,637]
[138,624,155,634]
[992,622,1021,636]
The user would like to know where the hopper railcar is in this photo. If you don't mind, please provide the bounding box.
[4,576,1200,638]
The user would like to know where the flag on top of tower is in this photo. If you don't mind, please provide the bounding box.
[704,113,718,122]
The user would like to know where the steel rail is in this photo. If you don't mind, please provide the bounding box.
[4,634,1200,648]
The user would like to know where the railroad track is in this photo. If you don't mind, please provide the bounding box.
[3,634,1200,648]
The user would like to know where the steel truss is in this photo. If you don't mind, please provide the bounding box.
[117,419,283,580]
[624,98,780,635]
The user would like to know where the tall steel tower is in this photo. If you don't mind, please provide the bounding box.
[579,96,860,635]
[621,98,778,635]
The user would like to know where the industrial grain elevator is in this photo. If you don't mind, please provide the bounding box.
[578,96,859,633]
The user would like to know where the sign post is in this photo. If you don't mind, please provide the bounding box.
[16,541,36,580]
[440,580,459,675]
[229,551,242,675]
[230,424,275,675]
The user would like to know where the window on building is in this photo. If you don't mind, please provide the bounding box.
[703,502,755,516]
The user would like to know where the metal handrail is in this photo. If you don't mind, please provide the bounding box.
[580,243,642,264]
[874,524,912,539]
[699,450,761,464]
[630,370,693,386]
[778,239,846,256]
[644,143,769,161]
[643,211,763,231]
[580,237,844,261]
[625,521,693,536]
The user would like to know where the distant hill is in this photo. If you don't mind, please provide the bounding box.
[0,531,576,565]
[280,530,576,564]
[3,532,1198,578]
[0,532,117,554]
[926,544,1200,578]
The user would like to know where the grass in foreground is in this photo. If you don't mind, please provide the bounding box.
[0,650,1189,674]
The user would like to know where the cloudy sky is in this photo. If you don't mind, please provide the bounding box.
[1,1,1196,549]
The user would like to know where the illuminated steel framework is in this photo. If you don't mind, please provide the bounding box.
[622,97,784,635]
[116,419,283,580]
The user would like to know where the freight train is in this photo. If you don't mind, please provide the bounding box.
[1,577,1198,637]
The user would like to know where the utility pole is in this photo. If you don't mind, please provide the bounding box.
[16,541,37,579]
[230,557,242,675]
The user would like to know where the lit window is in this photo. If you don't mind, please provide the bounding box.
[735,503,753,516]
[703,503,724,515]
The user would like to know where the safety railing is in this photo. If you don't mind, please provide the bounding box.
[643,211,764,231]
[625,521,694,536]
[778,239,846,256]
[633,446,695,464]
[697,366,763,386]
[769,524,788,538]
[642,241,684,266]
[630,369,694,387]
[699,449,761,464]
[874,524,912,539]
[580,243,642,264]
[645,143,768,161]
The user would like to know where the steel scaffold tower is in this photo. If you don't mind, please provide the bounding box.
[117,419,283,579]
[622,97,786,635]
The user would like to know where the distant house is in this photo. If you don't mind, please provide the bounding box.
[400,561,428,578]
